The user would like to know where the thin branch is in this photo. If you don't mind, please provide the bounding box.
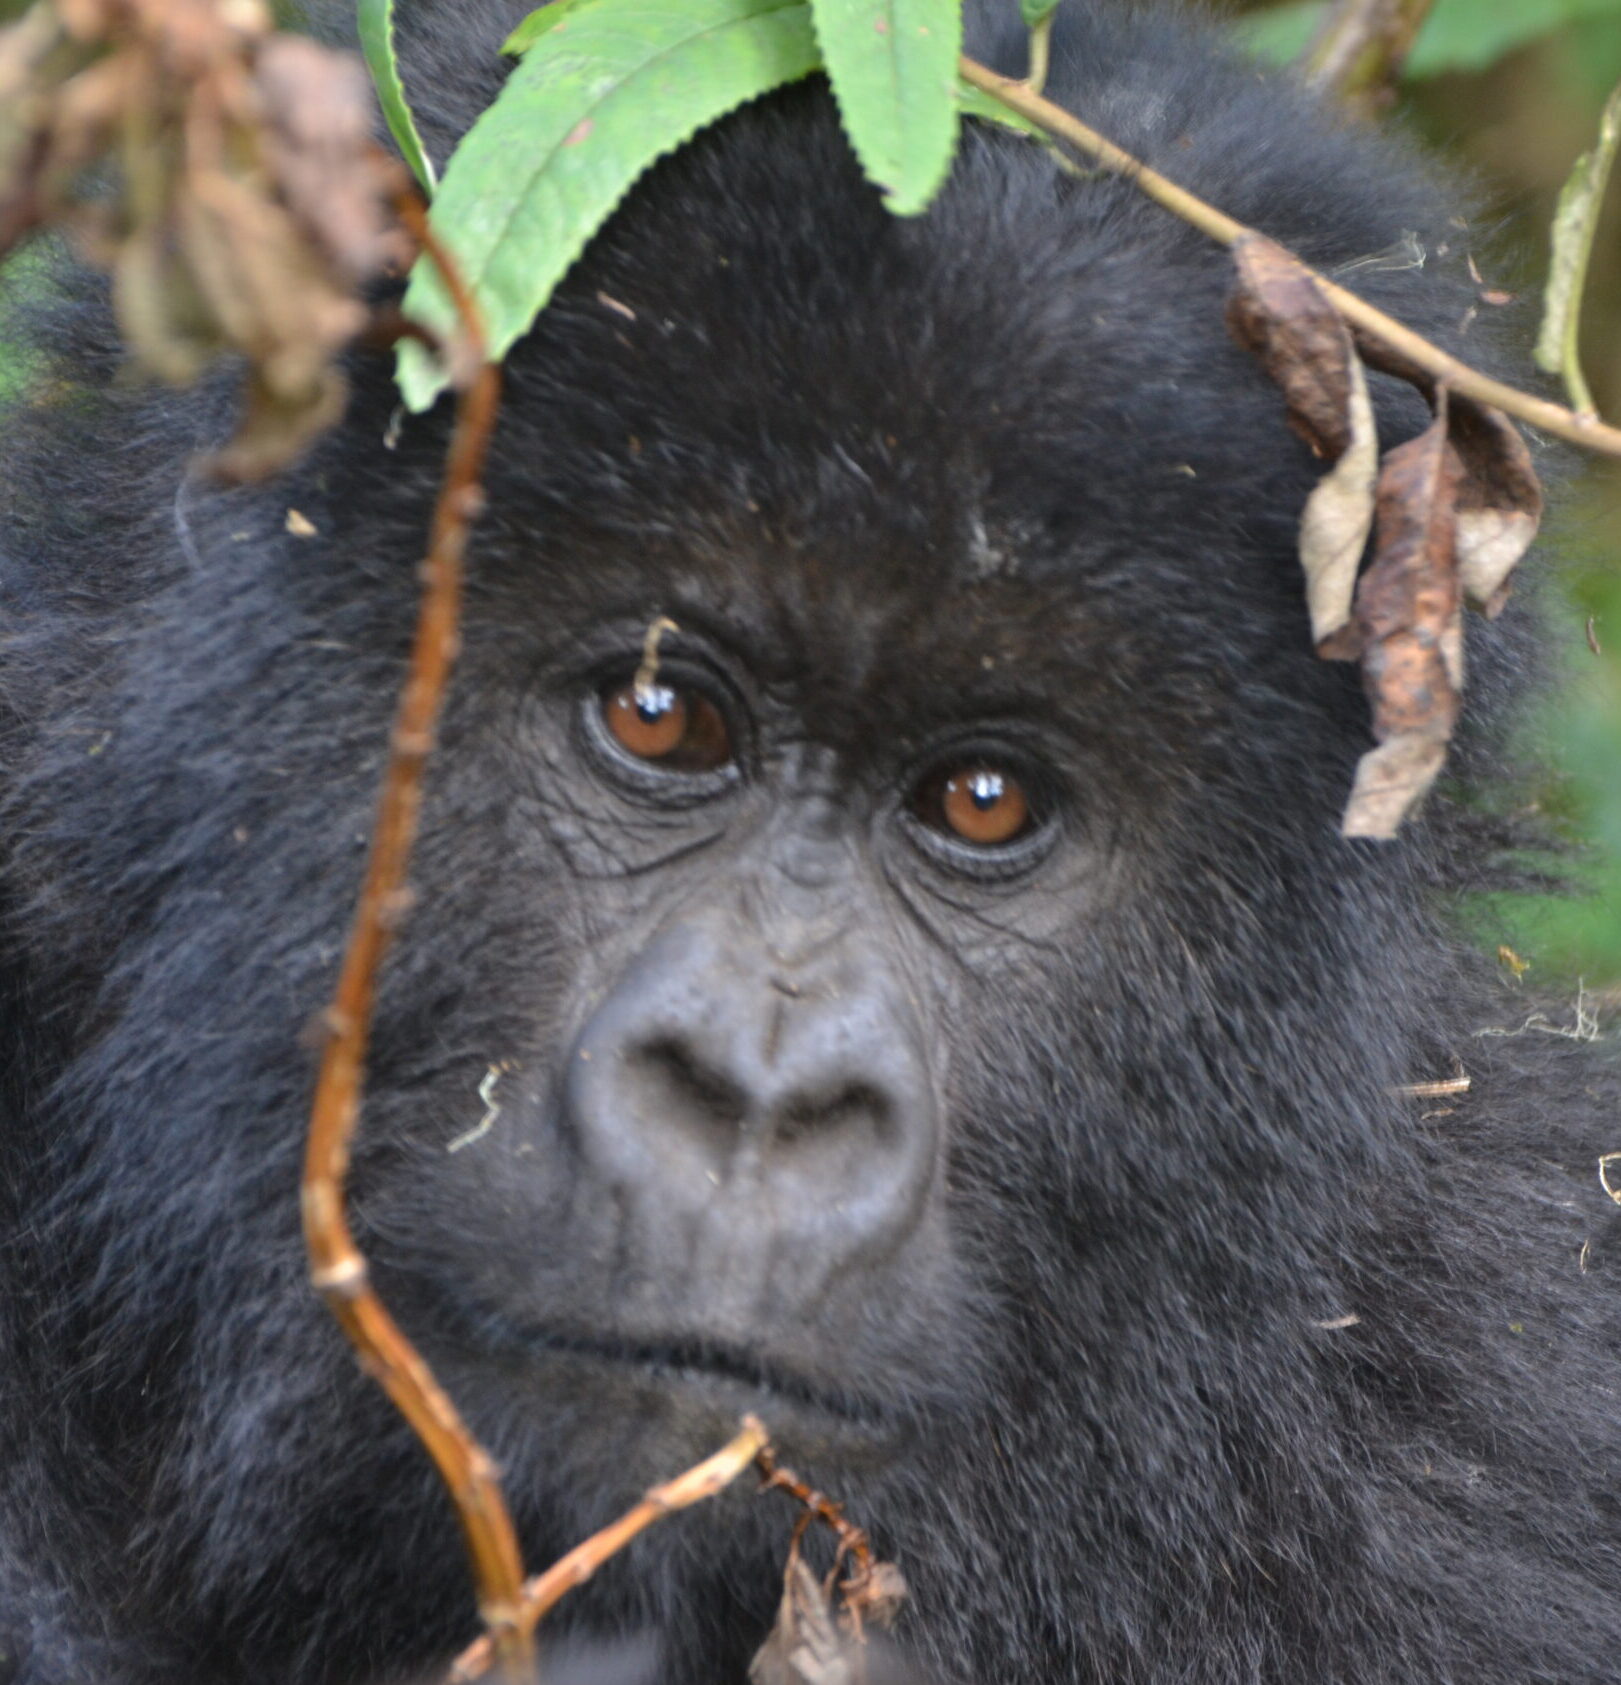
[752,1445,907,1642]
[1302,0,1439,110]
[753,1444,877,1583]
[957,55,1621,461]
[1535,76,1621,416]
[447,1418,772,1683]
[1025,11,1053,98]
[300,192,526,1679]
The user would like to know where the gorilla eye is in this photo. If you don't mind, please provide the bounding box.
[918,764,1033,847]
[601,681,732,772]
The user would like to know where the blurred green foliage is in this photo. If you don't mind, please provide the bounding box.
[1476,557,1621,981]
[0,246,43,402]
[1241,0,1621,79]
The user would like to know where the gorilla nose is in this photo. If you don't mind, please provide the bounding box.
[562,919,938,1263]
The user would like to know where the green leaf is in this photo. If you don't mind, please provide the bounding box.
[1018,0,1058,27]
[502,0,598,57]
[1232,1,1320,67]
[1406,0,1577,77]
[809,0,962,216]
[1535,76,1621,411]
[357,0,437,196]
[397,0,822,412]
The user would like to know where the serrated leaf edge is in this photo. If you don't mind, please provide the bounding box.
[357,0,438,196]
[399,0,820,409]
[810,0,960,217]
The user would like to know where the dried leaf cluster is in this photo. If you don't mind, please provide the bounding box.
[1228,234,1544,838]
[0,0,403,477]
[750,1447,908,1685]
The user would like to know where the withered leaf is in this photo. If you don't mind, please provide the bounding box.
[1229,235,1358,457]
[749,1556,853,1685]
[1351,326,1543,618]
[112,220,220,386]
[1343,732,1450,842]
[1342,395,1465,840]
[253,33,400,285]
[1300,354,1378,654]
[1447,396,1543,616]
[177,166,366,475]
[844,1559,908,1633]
[210,363,348,483]
[0,0,398,480]
[1227,234,1378,649]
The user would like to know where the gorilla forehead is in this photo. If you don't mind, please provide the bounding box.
[475,85,1305,625]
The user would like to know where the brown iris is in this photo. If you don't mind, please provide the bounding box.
[601,681,732,771]
[928,765,1032,846]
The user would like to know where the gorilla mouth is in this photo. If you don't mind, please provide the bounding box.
[519,1322,894,1431]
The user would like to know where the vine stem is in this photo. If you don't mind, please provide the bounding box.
[300,190,529,1680]
[958,55,1621,461]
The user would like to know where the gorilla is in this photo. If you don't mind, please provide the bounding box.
[0,0,1617,1681]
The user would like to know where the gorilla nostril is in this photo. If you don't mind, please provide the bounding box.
[621,1035,898,1159]
[627,1037,748,1138]
[775,1083,893,1149]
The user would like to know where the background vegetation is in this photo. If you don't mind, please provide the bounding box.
[1237,0,1621,991]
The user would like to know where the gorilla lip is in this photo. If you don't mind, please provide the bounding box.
[508,1322,895,1431]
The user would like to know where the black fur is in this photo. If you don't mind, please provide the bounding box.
[1,3,1617,1682]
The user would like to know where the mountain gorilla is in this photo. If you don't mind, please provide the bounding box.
[0,0,1618,1681]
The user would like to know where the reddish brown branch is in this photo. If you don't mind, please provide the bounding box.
[300,192,525,1678]
[752,1443,908,1646]
[753,1444,876,1583]
[447,1417,772,1683]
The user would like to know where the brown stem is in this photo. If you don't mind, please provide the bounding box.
[300,192,526,1678]
[752,1444,875,1578]
[447,1418,772,1683]
[957,55,1621,460]
[1303,0,1439,108]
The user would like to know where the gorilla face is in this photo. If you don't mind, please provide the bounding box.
[361,476,1144,1482]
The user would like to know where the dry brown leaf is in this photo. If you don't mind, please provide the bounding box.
[253,33,400,284]
[0,0,398,480]
[843,1559,908,1634]
[1228,236,1357,456]
[749,1555,854,1685]
[1342,396,1465,839]
[1300,355,1378,654]
[111,220,217,384]
[1447,396,1543,616]
[1352,327,1543,618]
[1227,234,1378,649]
[213,363,348,482]
[1342,732,1450,840]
